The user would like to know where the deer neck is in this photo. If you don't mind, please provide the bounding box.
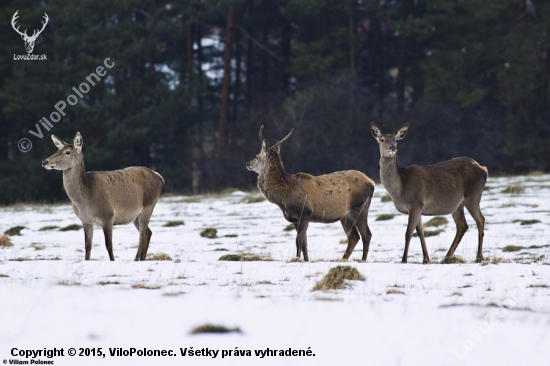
[257,158,290,203]
[62,156,90,203]
[379,156,403,197]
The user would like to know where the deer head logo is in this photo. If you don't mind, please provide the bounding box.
[11,10,49,54]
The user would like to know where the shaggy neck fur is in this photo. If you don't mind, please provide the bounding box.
[257,149,292,203]
[63,153,89,203]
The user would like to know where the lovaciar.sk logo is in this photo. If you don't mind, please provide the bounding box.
[11,10,48,61]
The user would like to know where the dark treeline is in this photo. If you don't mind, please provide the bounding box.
[0,0,549,204]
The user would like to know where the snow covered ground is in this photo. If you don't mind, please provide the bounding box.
[1,174,549,365]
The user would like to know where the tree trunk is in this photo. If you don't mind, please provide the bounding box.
[348,1,356,74]
[396,0,412,116]
[218,6,235,154]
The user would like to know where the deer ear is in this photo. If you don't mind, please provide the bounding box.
[275,144,281,154]
[73,132,83,151]
[395,124,409,140]
[371,122,382,140]
[51,135,66,149]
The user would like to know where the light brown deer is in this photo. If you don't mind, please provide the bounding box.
[246,126,375,261]
[371,123,488,263]
[42,132,164,261]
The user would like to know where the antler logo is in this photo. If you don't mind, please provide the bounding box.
[11,10,49,54]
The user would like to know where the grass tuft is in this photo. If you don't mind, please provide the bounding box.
[376,214,396,221]
[214,248,229,251]
[242,195,266,203]
[131,283,161,290]
[502,245,523,252]
[163,220,185,227]
[200,228,218,239]
[0,234,14,247]
[59,224,82,231]
[39,225,59,231]
[424,216,449,227]
[381,194,392,202]
[441,256,466,264]
[526,284,549,288]
[414,228,444,237]
[218,253,272,261]
[4,226,26,236]
[386,289,405,295]
[283,224,295,231]
[512,219,541,226]
[190,324,241,335]
[97,281,121,285]
[288,257,304,263]
[219,188,239,195]
[312,266,365,291]
[501,186,525,195]
[146,253,172,261]
[0,274,9,278]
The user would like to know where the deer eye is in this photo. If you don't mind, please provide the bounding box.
[65,151,71,155]
[380,138,385,142]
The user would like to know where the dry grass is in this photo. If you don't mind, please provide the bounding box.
[97,281,121,285]
[414,228,444,237]
[39,225,59,231]
[59,224,82,231]
[441,256,466,264]
[4,226,26,236]
[283,224,295,231]
[163,291,186,297]
[512,219,541,226]
[526,284,549,288]
[502,245,523,252]
[0,274,9,278]
[190,324,241,335]
[376,214,396,221]
[57,280,82,286]
[146,253,173,261]
[501,186,525,195]
[0,234,14,247]
[386,289,405,295]
[242,195,266,203]
[218,253,272,261]
[9,257,31,261]
[312,266,365,291]
[200,228,218,238]
[131,283,162,290]
[381,194,392,202]
[424,216,449,227]
[163,220,185,227]
[288,257,304,263]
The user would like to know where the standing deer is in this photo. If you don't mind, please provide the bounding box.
[370,123,488,263]
[246,126,375,261]
[42,132,164,261]
[11,11,48,54]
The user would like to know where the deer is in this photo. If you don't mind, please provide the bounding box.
[370,123,488,264]
[42,132,165,261]
[11,11,48,54]
[246,126,375,262]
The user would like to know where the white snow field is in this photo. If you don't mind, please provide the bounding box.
[1,174,550,366]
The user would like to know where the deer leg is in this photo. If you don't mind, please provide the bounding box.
[415,216,430,264]
[136,208,153,261]
[294,219,309,261]
[102,221,115,261]
[357,200,373,261]
[83,223,93,260]
[133,218,142,261]
[465,201,485,263]
[340,215,360,260]
[403,208,422,263]
[445,205,468,260]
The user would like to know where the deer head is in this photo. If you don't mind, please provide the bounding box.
[371,122,409,158]
[42,133,83,171]
[12,11,49,54]
[246,126,294,174]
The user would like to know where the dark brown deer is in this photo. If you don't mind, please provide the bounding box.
[42,132,164,261]
[246,126,375,261]
[371,123,488,263]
